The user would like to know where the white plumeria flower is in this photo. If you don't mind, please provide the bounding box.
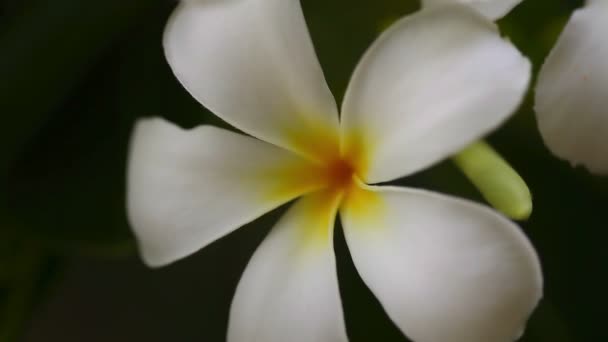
[127,1,543,341]
[421,0,522,20]
[535,0,608,175]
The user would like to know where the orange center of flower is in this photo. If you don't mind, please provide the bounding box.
[263,123,383,247]
[324,157,356,191]
[273,120,373,204]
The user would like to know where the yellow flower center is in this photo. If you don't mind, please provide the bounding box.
[324,156,357,191]
[258,121,383,249]
[278,118,369,193]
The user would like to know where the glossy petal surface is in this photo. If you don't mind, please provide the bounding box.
[127,118,323,266]
[421,0,521,20]
[341,185,543,342]
[164,0,340,161]
[228,191,347,342]
[535,0,608,174]
[341,5,530,183]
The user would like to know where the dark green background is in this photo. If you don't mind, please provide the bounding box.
[1,0,606,341]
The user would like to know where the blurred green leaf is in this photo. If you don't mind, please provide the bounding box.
[0,0,166,177]
[3,1,173,255]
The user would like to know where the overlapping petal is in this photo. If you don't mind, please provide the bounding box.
[228,191,347,342]
[341,5,530,183]
[163,0,340,161]
[127,118,325,267]
[340,185,542,342]
[534,0,608,174]
[421,0,522,20]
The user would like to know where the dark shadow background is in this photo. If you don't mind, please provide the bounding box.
[1,0,606,341]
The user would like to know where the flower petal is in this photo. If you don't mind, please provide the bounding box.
[341,5,530,183]
[421,0,521,20]
[127,118,325,267]
[534,0,608,175]
[340,185,542,342]
[163,0,340,160]
[228,191,347,342]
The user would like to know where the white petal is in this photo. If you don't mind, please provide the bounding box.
[163,0,340,160]
[228,191,347,342]
[340,185,542,342]
[127,118,325,267]
[341,5,530,183]
[421,0,521,20]
[534,0,608,175]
